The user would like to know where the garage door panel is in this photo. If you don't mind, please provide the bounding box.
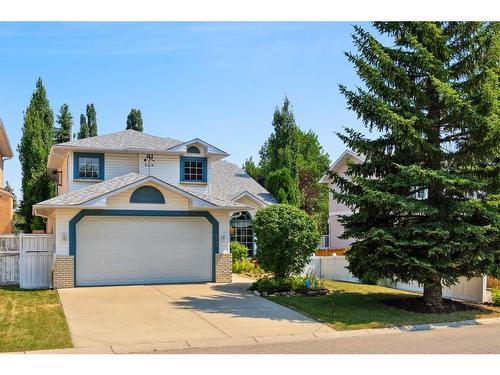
[76,216,212,286]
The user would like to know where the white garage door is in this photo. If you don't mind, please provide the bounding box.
[76,216,212,286]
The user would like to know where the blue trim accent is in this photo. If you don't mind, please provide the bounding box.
[180,156,207,183]
[130,186,166,204]
[187,145,201,154]
[73,152,105,180]
[69,209,219,285]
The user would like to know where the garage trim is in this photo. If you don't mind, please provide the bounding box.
[69,209,219,284]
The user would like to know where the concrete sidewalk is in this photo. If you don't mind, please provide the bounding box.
[19,317,500,354]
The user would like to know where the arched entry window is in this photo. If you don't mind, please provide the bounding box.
[230,211,254,257]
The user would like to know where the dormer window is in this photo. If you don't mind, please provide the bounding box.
[74,153,104,181]
[187,145,201,154]
[180,156,207,183]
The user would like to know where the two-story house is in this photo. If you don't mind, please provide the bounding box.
[0,118,14,234]
[33,130,275,288]
[319,149,364,253]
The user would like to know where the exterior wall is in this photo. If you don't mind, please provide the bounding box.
[66,151,211,195]
[233,196,262,218]
[139,152,210,195]
[57,156,69,195]
[55,208,81,256]
[328,163,352,215]
[0,189,13,234]
[215,253,232,283]
[0,158,3,187]
[329,214,353,250]
[106,183,190,210]
[52,255,75,289]
[68,152,139,192]
[210,210,231,254]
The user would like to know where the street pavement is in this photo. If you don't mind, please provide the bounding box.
[164,322,500,354]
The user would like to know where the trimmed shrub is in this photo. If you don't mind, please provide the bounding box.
[250,275,324,294]
[230,241,248,263]
[492,288,500,306]
[253,204,320,278]
[232,258,264,276]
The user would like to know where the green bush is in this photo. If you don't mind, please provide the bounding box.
[230,241,248,263]
[492,288,500,306]
[250,275,323,294]
[253,204,320,278]
[232,258,265,277]
[360,272,379,285]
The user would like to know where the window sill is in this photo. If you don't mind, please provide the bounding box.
[73,178,104,183]
[180,181,208,185]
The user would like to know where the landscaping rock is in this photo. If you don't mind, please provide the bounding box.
[261,292,268,297]
[253,290,261,296]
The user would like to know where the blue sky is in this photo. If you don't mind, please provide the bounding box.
[0,22,374,197]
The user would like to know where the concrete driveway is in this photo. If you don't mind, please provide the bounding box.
[58,275,332,350]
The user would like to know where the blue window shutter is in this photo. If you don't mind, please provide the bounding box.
[202,158,207,182]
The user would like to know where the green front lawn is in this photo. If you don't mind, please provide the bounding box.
[268,280,500,331]
[0,286,72,352]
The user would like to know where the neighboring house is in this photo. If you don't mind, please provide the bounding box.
[33,130,276,288]
[0,118,14,234]
[319,149,364,252]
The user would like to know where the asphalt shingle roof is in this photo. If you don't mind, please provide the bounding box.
[56,130,181,151]
[36,172,249,209]
[40,130,275,209]
[210,160,277,205]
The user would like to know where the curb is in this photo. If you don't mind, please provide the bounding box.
[14,316,500,354]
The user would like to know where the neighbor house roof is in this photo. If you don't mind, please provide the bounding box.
[34,172,249,211]
[0,117,13,158]
[319,149,364,184]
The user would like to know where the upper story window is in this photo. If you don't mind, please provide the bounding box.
[187,145,201,154]
[73,152,104,181]
[180,156,207,183]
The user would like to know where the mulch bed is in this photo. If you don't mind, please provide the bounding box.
[382,297,477,314]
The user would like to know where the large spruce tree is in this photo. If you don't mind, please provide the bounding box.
[333,22,500,308]
[126,108,144,132]
[18,78,55,231]
[55,104,73,143]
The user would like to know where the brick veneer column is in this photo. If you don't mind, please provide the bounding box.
[52,256,75,288]
[215,253,232,283]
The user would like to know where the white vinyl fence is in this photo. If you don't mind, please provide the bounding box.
[0,234,55,289]
[305,255,489,303]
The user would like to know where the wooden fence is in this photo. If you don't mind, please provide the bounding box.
[0,234,55,289]
[305,256,489,303]
[487,277,500,289]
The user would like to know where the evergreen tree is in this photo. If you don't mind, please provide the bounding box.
[245,97,330,230]
[126,108,144,132]
[86,103,97,137]
[4,181,17,209]
[333,22,500,308]
[18,78,55,231]
[77,114,89,139]
[266,168,301,206]
[55,104,73,143]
